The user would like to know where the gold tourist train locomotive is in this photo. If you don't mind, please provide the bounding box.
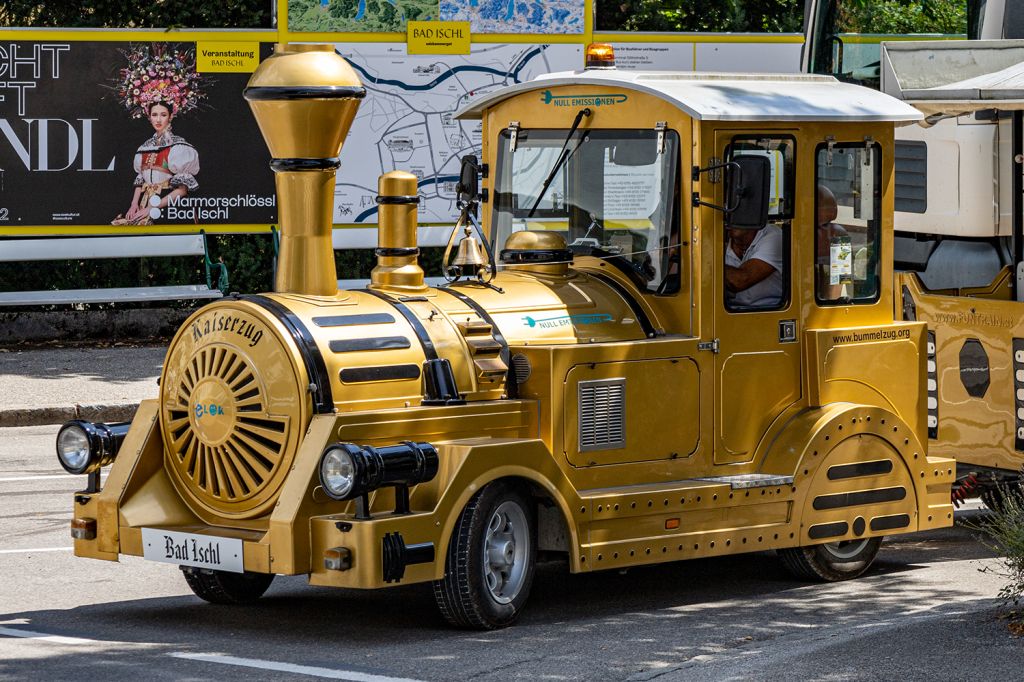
[57,43,954,629]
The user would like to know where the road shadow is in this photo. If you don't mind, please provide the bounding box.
[0,520,1004,647]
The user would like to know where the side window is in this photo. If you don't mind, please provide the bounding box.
[815,143,882,305]
[723,136,794,312]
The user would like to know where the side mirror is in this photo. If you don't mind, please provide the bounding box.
[725,155,770,229]
[457,155,480,204]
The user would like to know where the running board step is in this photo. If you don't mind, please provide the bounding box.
[696,474,794,489]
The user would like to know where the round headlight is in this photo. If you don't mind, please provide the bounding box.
[320,445,357,500]
[57,423,94,474]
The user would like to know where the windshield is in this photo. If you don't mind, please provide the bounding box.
[492,128,680,294]
[806,0,973,88]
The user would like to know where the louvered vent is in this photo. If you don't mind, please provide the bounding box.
[579,379,625,451]
[895,140,927,214]
[165,345,289,503]
[511,353,532,384]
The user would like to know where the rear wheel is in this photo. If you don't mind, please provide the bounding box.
[433,483,536,629]
[778,537,882,582]
[181,566,274,604]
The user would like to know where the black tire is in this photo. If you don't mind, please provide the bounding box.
[433,483,537,629]
[778,537,882,582]
[180,566,274,604]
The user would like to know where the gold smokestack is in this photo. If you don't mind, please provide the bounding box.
[371,171,426,292]
[244,44,365,296]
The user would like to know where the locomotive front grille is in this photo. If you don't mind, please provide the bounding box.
[165,344,290,502]
[160,303,306,521]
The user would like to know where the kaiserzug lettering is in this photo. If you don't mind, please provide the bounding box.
[192,313,264,347]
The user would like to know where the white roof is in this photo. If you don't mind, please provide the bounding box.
[456,69,923,123]
[881,41,1024,115]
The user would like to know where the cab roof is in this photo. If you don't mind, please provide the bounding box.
[456,69,924,123]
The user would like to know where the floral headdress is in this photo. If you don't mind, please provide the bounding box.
[115,44,206,120]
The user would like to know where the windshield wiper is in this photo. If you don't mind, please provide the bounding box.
[527,107,591,218]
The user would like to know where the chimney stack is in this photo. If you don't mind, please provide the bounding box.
[371,171,426,292]
[244,44,364,296]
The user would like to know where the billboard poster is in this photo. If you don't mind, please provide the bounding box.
[0,41,276,231]
[287,0,584,34]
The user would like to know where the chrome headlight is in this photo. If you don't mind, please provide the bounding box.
[55,420,130,475]
[320,444,358,500]
[318,441,439,502]
[56,423,92,474]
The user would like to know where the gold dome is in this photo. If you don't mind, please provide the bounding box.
[503,230,568,252]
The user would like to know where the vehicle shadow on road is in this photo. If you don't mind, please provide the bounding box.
[0,517,1003,650]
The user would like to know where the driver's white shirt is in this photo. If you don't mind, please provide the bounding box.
[725,225,784,308]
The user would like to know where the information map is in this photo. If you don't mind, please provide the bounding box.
[333,43,581,224]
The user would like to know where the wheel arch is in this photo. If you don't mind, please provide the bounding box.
[759,403,954,548]
[433,456,584,574]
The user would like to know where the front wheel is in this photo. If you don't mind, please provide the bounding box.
[181,566,274,604]
[433,483,537,629]
[777,537,882,582]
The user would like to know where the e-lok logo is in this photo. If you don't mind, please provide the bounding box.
[540,90,628,108]
[195,403,225,419]
[522,313,613,329]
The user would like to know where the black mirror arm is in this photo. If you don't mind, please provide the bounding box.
[691,161,743,214]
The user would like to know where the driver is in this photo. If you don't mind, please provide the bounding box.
[724,224,784,308]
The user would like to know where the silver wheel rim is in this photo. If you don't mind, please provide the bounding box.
[482,500,529,604]
[822,538,870,560]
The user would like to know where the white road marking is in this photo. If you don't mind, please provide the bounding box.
[0,626,97,645]
[168,652,425,682]
[0,474,81,482]
[0,547,72,554]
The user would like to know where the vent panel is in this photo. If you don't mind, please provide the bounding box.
[579,379,625,451]
[895,140,927,214]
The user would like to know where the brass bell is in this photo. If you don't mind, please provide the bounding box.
[452,235,487,267]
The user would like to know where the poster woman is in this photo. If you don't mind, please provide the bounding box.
[111,45,205,226]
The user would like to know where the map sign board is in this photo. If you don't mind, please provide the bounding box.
[288,0,584,34]
[0,41,276,230]
[332,42,581,225]
[439,0,583,33]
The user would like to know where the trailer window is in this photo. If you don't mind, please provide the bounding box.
[815,142,882,305]
[493,127,681,295]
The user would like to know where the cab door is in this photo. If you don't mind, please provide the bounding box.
[709,130,803,464]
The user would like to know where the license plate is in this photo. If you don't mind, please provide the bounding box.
[141,528,244,573]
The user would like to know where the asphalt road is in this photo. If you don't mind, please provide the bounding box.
[2,424,1022,681]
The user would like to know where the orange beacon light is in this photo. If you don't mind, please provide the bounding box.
[585,43,616,69]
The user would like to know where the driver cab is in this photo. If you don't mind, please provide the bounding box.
[459,64,921,469]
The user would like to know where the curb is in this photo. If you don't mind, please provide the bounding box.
[0,403,140,428]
